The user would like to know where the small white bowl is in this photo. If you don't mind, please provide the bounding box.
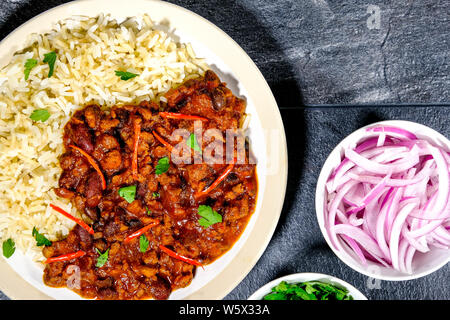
[248,272,367,300]
[316,120,450,281]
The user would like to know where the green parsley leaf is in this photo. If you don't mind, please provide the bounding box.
[43,51,57,78]
[263,292,287,300]
[115,70,139,81]
[139,235,149,253]
[32,227,52,247]
[197,205,222,228]
[95,248,109,267]
[262,280,353,301]
[146,207,152,215]
[304,282,318,295]
[152,192,160,199]
[24,59,38,80]
[272,281,289,293]
[30,109,50,122]
[2,238,15,258]
[155,157,170,175]
[118,185,137,203]
[293,286,317,300]
[187,133,202,154]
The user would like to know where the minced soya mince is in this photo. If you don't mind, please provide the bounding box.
[0,14,207,261]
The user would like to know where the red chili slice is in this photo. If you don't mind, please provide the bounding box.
[45,250,86,264]
[159,245,204,269]
[49,204,94,235]
[132,119,141,179]
[195,160,236,198]
[69,144,106,190]
[152,130,173,152]
[124,221,159,243]
[160,112,208,122]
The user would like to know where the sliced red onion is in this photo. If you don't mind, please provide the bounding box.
[336,208,349,224]
[345,147,419,175]
[377,132,386,147]
[389,202,418,270]
[343,197,358,208]
[346,173,390,215]
[398,239,410,274]
[401,225,429,253]
[430,242,449,249]
[434,226,450,242]
[409,148,449,237]
[405,246,416,274]
[349,214,364,226]
[363,191,384,238]
[346,168,429,187]
[366,126,418,140]
[327,145,402,192]
[342,235,367,265]
[327,180,359,249]
[324,124,450,274]
[376,188,401,262]
[332,224,384,258]
[385,188,405,240]
[329,137,381,180]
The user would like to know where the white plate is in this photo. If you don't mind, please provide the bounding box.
[0,0,288,300]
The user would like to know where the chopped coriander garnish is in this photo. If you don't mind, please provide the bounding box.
[30,109,50,122]
[115,70,139,81]
[197,205,222,228]
[118,185,137,203]
[152,192,160,199]
[43,51,57,78]
[24,58,38,80]
[187,133,202,154]
[139,235,149,253]
[32,227,52,247]
[95,248,109,268]
[155,157,169,175]
[146,207,152,215]
[2,238,15,258]
[263,281,353,301]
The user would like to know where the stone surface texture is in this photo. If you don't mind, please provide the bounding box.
[0,0,448,300]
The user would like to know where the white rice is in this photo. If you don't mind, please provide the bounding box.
[0,14,207,261]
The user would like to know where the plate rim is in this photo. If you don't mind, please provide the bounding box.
[0,0,288,300]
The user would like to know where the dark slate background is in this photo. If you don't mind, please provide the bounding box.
[0,0,448,300]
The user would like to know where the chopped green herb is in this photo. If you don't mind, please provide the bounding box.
[115,70,139,81]
[2,238,15,258]
[197,205,222,228]
[32,227,52,247]
[262,292,286,300]
[139,235,149,253]
[24,59,38,80]
[30,109,50,122]
[262,281,353,301]
[43,51,57,78]
[146,207,152,215]
[118,185,137,203]
[155,157,170,175]
[187,133,202,154]
[152,192,160,199]
[95,248,109,267]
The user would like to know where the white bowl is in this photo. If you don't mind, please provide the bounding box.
[315,120,450,281]
[248,272,367,300]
